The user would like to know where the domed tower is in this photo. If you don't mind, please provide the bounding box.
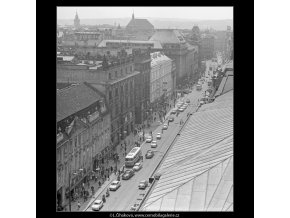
[74,11,80,29]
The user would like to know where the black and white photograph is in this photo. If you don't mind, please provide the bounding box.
[56,6,233,212]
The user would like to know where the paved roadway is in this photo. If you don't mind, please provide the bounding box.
[85,76,210,212]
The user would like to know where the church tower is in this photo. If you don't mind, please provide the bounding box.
[74,11,80,29]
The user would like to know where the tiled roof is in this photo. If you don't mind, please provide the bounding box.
[141,91,233,211]
[126,18,154,29]
[149,29,186,44]
[57,83,102,122]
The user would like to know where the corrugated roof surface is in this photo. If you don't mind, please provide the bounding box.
[141,91,233,211]
[215,76,233,97]
[57,83,101,122]
[149,29,186,44]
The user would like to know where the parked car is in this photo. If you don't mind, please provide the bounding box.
[133,162,142,171]
[196,84,202,91]
[170,109,177,114]
[138,180,149,189]
[186,99,190,103]
[151,140,157,148]
[145,150,154,159]
[109,180,121,191]
[177,103,183,108]
[146,136,153,143]
[122,169,135,180]
[156,133,161,140]
[178,107,184,112]
[168,117,174,122]
[91,199,104,211]
[162,124,168,130]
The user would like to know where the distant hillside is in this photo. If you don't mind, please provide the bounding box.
[57,18,233,31]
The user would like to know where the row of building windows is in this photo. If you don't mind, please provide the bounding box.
[108,65,133,80]
[109,80,134,100]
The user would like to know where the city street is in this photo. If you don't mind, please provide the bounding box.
[84,78,209,211]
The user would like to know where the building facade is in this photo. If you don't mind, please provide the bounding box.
[132,49,151,125]
[150,52,174,105]
[200,34,215,60]
[149,29,198,87]
[56,83,110,209]
[57,53,139,146]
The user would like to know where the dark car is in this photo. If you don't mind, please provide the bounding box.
[186,99,190,103]
[145,150,154,159]
[122,169,134,180]
[168,117,174,122]
[170,110,177,115]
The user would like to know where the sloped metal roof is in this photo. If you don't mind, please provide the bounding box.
[141,91,233,211]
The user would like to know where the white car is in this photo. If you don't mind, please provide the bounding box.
[146,136,153,143]
[91,199,104,211]
[133,162,142,171]
[178,107,184,112]
[151,140,157,148]
[162,124,168,130]
[156,133,161,140]
[109,180,121,191]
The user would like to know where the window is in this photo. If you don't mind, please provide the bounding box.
[108,73,112,80]
[125,83,128,93]
[115,87,118,96]
[115,71,118,78]
[130,66,132,72]
[78,133,81,145]
[109,91,112,100]
[121,86,123,95]
[74,137,77,147]
[121,69,123,75]
[125,68,128,74]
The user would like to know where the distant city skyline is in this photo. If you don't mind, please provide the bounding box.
[57,7,233,20]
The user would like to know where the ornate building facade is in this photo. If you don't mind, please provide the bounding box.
[56,83,110,209]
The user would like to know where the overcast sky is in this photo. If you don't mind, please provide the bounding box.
[57,7,233,20]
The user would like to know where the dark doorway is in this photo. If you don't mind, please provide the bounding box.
[57,188,62,208]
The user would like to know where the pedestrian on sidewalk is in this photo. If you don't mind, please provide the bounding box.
[111,166,113,172]
[77,201,81,211]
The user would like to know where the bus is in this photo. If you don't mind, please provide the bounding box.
[125,147,142,167]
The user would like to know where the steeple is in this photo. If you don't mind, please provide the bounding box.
[74,10,80,29]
